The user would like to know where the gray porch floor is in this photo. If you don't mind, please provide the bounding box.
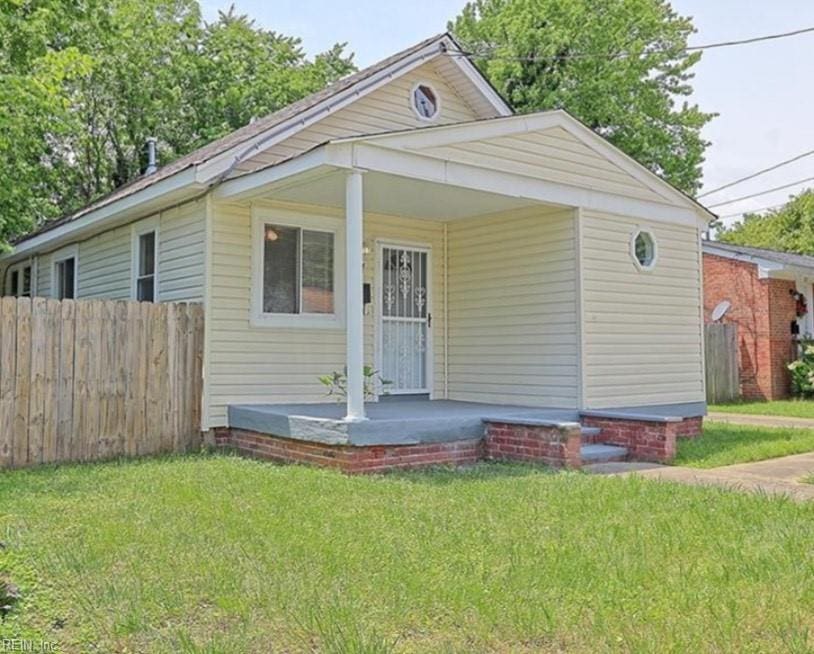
[227,400,706,447]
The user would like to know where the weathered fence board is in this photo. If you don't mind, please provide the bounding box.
[705,322,740,404]
[0,297,204,469]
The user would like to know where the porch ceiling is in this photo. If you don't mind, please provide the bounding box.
[232,167,545,220]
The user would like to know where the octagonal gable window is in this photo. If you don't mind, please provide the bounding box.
[411,83,440,121]
[631,230,657,271]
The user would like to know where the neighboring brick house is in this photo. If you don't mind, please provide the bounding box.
[703,241,814,400]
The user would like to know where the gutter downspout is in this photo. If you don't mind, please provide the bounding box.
[443,222,449,399]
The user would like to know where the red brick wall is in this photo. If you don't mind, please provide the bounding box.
[215,429,482,474]
[484,422,581,468]
[703,253,796,400]
[581,416,702,463]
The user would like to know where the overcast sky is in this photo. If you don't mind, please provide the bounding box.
[202,1,814,226]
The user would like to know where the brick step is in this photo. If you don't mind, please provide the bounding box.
[580,443,629,464]
[580,426,603,443]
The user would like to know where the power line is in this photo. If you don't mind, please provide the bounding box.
[447,25,814,63]
[707,175,814,208]
[698,148,814,199]
[718,202,787,220]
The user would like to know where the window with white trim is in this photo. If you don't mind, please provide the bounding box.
[54,257,76,299]
[411,83,440,121]
[135,230,157,302]
[631,230,657,271]
[262,224,334,315]
[6,261,32,297]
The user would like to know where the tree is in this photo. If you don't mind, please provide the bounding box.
[717,190,814,255]
[0,1,355,248]
[450,0,714,194]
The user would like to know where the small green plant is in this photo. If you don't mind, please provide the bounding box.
[788,341,814,397]
[318,366,391,401]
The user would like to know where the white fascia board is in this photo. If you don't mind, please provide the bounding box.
[195,39,456,183]
[4,167,203,264]
[349,143,703,227]
[214,148,347,201]
[446,53,513,116]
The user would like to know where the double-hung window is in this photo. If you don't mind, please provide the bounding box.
[52,246,78,300]
[252,212,342,328]
[132,219,158,302]
[7,261,32,297]
[5,262,34,297]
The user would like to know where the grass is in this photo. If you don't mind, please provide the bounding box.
[3,455,814,652]
[710,399,814,419]
[676,422,814,468]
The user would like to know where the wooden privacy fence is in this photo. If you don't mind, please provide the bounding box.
[0,297,204,469]
[705,322,740,404]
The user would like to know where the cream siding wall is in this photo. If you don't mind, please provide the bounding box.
[206,201,445,428]
[30,199,205,302]
[418,127,681,206]
[236,61,481,173]
[159,200,207,302]
[446,208,579,407]
[580,210,705,407]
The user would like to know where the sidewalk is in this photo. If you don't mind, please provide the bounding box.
[585,452,814,501]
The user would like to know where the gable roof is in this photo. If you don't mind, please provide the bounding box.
[329,109,716,223]
[11,32,510,252]
[703,241,814,274]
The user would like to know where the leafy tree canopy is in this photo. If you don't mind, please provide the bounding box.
[450,0,714,195]
[717,190,814,255]
[0,1,354,248]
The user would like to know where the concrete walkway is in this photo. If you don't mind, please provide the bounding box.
[585,452,814,501]
[706,411,814,429]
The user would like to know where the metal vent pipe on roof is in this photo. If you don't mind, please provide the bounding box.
[145,137,158,175]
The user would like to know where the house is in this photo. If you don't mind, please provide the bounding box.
[0,34,713,471]
[703,241,814,400]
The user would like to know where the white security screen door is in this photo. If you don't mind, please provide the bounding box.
[380,245,430,394]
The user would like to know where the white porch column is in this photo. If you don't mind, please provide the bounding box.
[345,169,366,421]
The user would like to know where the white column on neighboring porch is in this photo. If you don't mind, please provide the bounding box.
[345,169,366,421]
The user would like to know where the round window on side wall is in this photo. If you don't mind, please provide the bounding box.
[631,229,657,271]
[411,83,440,121]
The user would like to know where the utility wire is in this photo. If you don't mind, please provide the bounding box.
[447,25,814,63]
[707,175,814,208]
[698,149,814,199]
[718,202,787,220]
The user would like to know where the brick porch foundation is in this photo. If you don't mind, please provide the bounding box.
[581,416,703,463]
[483,421,582,468]
[214,428,483,474]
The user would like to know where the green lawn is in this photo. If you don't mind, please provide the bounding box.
[675,422,814,468]
[710,399,814,418]
[2,456,814,652]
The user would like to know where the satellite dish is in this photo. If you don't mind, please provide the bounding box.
[712,300,731,322]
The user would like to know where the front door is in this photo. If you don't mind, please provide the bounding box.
[379,245,431,394]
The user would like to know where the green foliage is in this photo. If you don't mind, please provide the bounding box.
[710,399,814,419]
[717,190,814,254]
[450,0,714,194]
[788,342,814,397]
[318,366,391,401]
[0,1,355,247]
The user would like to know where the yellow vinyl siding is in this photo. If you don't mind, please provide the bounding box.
[206,200,445,428]
[159,200,206,302]
[580,210,704,407]
[32,200,205,302]
[236,61,481,173]
[418,127,679,206]
[446,207,579,408]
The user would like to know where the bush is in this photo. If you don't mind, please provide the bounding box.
[788,342,814,397]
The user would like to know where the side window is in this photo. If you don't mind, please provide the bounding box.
[54,257,76,299]
[7,262,33,297]
[136,230,157,302]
